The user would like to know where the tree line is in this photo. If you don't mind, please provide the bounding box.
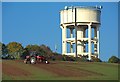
[0,41,119,63]
[0,42,53,59]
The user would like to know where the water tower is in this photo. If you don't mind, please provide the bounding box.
[60,6,102,60]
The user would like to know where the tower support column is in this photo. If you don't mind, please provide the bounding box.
[94,27,97,54]
[70,28,73,53]
[77,26,84,56]
[83,28,86,53]
[97,27,100,58]
[88,23,92,60]
[61,25,67,55]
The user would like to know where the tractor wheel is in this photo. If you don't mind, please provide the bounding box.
[45,60,49,64]
[30,57,36,64]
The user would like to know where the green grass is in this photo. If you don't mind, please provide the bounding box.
[3,60,57,80]
[70,62,118,80]
[2,60,119,80]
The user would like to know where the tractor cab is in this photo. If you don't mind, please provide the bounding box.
[30,51,37,57]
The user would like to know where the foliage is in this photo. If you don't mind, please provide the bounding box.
[108,56,120,63]
[25,45,41,54]
[50,54,88,62]
[0,42,8,57]
[25,44,53,58]
[0,43,1,56]
[75,57,88,62]
[62,55,75,61]
[91,57,102,62]
[20,48,29,59]
[52,54,63,61]
[40,44,53,57]
[7,42,23,59]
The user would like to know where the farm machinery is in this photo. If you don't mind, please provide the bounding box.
[24,52,49,64]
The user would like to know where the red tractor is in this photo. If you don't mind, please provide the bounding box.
[24,52,49,64]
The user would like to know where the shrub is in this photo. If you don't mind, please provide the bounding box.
[62,55,75,61]
[91,57,102,62]
[48,55,56,61]
[75,57,88,62]
[108,56,120,63]
[51,54,76,61]
[53,55,63,61]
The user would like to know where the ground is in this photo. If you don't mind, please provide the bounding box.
[1,60,119,80]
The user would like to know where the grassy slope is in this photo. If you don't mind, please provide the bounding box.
[2,60,57,80]
[62,62,118,80]
[2,60,119,80]
[50,61,118,80]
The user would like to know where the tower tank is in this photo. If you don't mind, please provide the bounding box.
[60,6,102,24]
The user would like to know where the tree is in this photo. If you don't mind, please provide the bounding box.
[25,45,41,55]
[0,42,8,56]
[20,48,29,59]
[0,42,2,56]
[25,44,53,58]
[40,44,53,57]
[7,42,23,59]
[108,56,120,63]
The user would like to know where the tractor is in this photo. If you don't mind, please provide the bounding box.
[24,51,49,64]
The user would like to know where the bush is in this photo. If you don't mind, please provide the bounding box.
[91,57,102,62]
[108,56,120,63]
[49,55,56,61]
[75,57,88,62]
[53,55,63,61]
[50,54,76,61]
[6,55,15,60]
[62,55,75,61]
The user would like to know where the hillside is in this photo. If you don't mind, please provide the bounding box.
[2,60,119,80]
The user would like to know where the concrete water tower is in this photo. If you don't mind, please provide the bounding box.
[60,6,102,60]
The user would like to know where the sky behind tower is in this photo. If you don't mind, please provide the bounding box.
[2,2,118,61]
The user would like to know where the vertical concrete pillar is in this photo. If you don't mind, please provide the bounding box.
[94,27,97,39]
[97,27,100,58]
[94,27,97,53]
[70,28,73,53]
[70,28,73,38]
[61,25,67,55]
[83,28,86,53]
[83,28,86,38]
[88,24,92,60]
[77,26,84,55]
[83,44,86,52]
[94,43,97,54]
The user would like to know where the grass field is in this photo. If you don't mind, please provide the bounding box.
[2,60,119,80]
